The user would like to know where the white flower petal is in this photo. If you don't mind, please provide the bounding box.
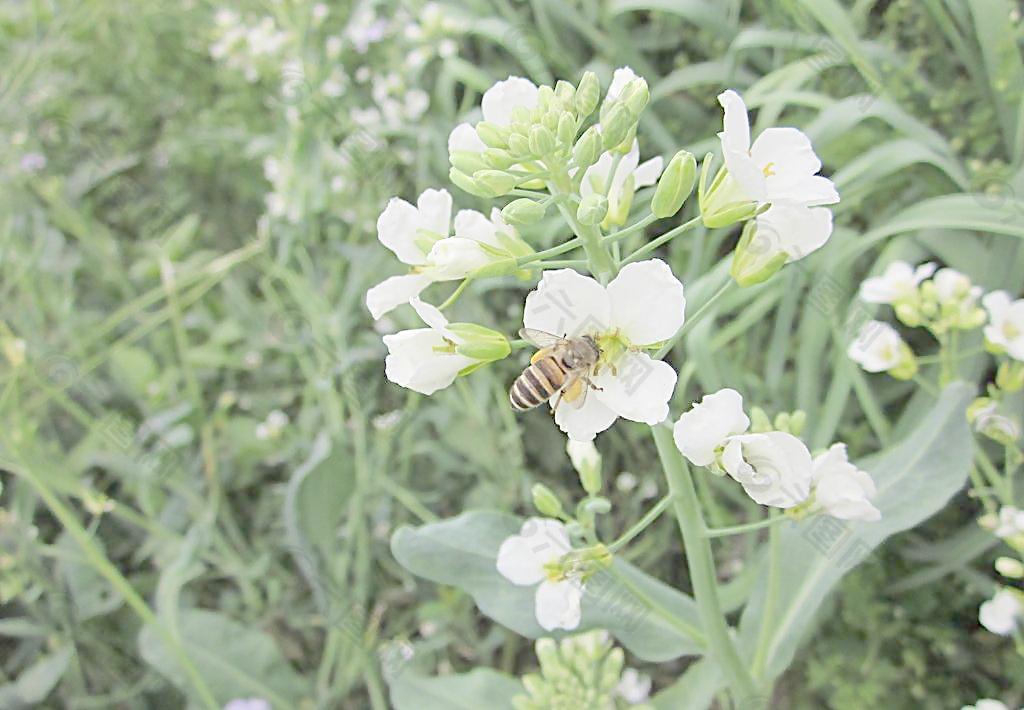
[426,237,493,279]
[481,76,538,126]
[607,66,640,101]
[453,209,504,248]
[383,328,474,395]
[718,90,765,201]
[377,197,427,265]
[535,579,583,631]
[979,589,1022,636]
[722,432,813,508]
[592,353,676,426]
[524,269,612,338]
[673,388,750,467]
[812,443,880,521]
[750,127,822,196]
[448,122,486,153]
[416,188,453,238]
[859,261,916,304]
[409,297,450,333]
[847,321,904,373]
[633,155,664,188]
[554,395,619,442]
[366,273,433,319]
[754,203,833,262]
[495,518,570,586]
[606,259,686,345]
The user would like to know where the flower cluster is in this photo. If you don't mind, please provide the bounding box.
[513,631,652,709]
[672,388,880,518]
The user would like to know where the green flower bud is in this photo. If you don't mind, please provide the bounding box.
[895,302,923,328]
[557,112,576,146]
[730,221,788,287]
[582,497,611,515]
[449,150,488,175]
[600,103,633,151]
[997,361,1024,392]
[511,105,532,125]
[482,148,516,170]
[618,77,650,116]
[472,169,518,197]
[448,323,511,364]
[575,71,600,116]
[507,133,532,158]
[536,85,555,112]
[531,483,564,517]
[651,150,696,218]
[888,342,918,380]
[475,121,509,149]
[750,406,772,433]
[501,198,547,226]
[449,167,492,198]
[529,124,556,157]
[704,197,760,229]
[996,556,1024,578]
[572,126,601,170]
[773,412,791,432]
[789,410,807,436]
[576,193,608,226]
[555,80,576,107]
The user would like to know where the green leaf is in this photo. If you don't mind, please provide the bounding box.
[387,667,523,710]
[390,510,704,662]
[0,645,73,707]
[737,382,975,681]
[967,0,1024,158]
[285,432,355,551]
[109,345,158,397]
[138,609,310,707]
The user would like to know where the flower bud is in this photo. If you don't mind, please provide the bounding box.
[651,150,696,218]
[572,126,601,170]
[511,105,532,125]
[449,167,491,198]
[575,71,600,116]
[474,121,509,149]
[576,193,608,226]
[996,556,1024,578]
[887,342,918,380]
[567,439,602,494]
[997,361,1024,392]
[789,410,807,436]
[447,323,511,364]
[472,169,518,197]
[501,198,547,226]
[600,103,633,151]
[582,497,611,515]
[449,149,488,174]
[749,406,772,433]
[554,80,575,107]
[557,112,576,146]
[482,148,516,170]
[542,110,560,133]
[618,77,649,116]
[531,483,564,517]
[730,221,788,287]
[894,302,923,328]
[536,85,555,112]
[529,124,556,157]
[507,133,532,158]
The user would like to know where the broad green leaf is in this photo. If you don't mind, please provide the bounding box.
[390,510,705,661]
[737,383,975,681]
[138,609,310,707]
[609,0,733,40]
[0,645,73,707]
[284,432,355,551]
[387,667,523,710]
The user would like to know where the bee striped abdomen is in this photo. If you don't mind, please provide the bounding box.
[510,356,568,410]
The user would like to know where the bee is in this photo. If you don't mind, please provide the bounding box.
[510,328,601,412]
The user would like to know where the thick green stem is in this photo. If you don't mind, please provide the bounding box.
[652,426,760,703]
[751,510,782,679]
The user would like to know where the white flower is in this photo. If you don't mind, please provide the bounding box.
[615,667,652,704]
[382,299,477,395]
[607,66,640,101]
[521,260,686,441]
[673,388,750,467]
[721,432,814,508]
[995,506,1024,539]
[961,700,1009,710]
[366,190,522,319]
[933,267,977,303]
[847,320,909,373]
[580,139,663,228]
[714,90,838,266]
[979,588,1022,636]
[223,700,271,710]
[859,261,936,304]
[983,290,1024,360]
[496,518,582,631]
[812,443,881,521]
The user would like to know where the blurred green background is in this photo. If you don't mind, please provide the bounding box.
[1,0,1023,707]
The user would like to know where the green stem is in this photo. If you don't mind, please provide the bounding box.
[652,426,760,703]
[516,237,582,266]
[438,279,472,310]
[622,215,702,266]
[601,214,658,245]
[751,510,782,679]
[527,259,589,269]
[704,513,788,538]
[557,203,615,282]
[607,494,673,552]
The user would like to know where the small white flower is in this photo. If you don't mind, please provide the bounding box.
[615,667,652,704]
[847,320,909,373]
[983,290,1024,360]
[495,518,582,631]
[713,90,838,270]
[580,139,663,228]
[978,588,1022,636]
[672,388,750,467]
[447,76,540,156]
[382,299,478,395]
[721,432,814,508]
[961,700,1009,710]
[615,472,638,491]
[366,190,522,319]
[859,261,936,304]
[566,439,601,475]
[995,506,1024,539]
[812,443,881,521]
[933,268,977,303]
[522,260,686,441]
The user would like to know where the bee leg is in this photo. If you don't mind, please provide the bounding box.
[550,390,565,414]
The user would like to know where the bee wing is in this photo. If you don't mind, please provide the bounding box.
[518,328,567,349]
